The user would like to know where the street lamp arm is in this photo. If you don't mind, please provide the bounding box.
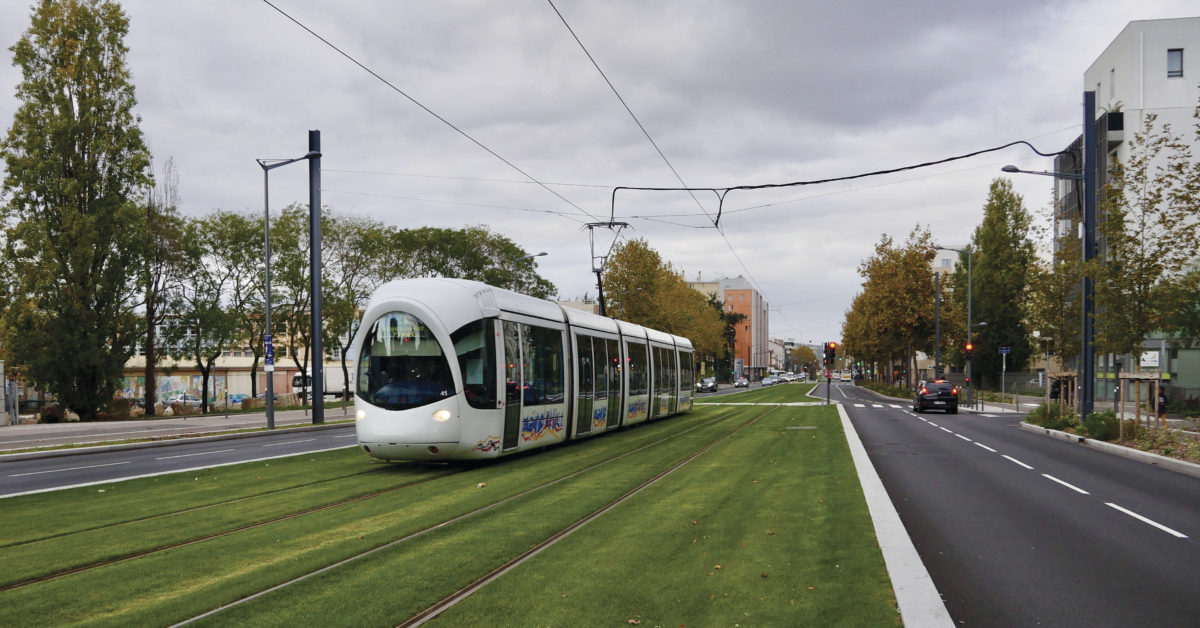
[1001,164,1083,181]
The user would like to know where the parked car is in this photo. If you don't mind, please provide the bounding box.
[162,392,203,408]
[762,376,777,387]
[913,380,958,414]
[734,376,749,388]
[696,377,718,393]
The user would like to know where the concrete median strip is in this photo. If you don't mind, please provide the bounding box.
[1018,422,1200,480]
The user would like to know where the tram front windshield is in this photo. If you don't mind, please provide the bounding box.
[357,312,455,411]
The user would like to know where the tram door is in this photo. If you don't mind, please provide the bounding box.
[502,321,522,450]
[605,338,622,427]
[576,335,594,436]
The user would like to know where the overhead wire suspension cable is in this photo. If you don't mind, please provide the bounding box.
[261,0,602,223]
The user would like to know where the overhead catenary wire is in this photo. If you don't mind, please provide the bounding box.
[610,139,1072,227]
[547,0,713,222]
[260,0,603,224]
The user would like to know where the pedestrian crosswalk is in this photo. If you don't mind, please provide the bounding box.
[853,403,903,409]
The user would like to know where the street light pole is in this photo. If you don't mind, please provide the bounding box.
[256,145,320,429]
[1001,89,1097,419]
[511,251,548,291]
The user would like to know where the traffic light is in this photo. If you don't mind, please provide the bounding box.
[827,341,837,366]
[964,342,974,359]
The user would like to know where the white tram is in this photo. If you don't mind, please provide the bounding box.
[351,278,696,461]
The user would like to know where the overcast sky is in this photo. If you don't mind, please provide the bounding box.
[1,1,1196,345]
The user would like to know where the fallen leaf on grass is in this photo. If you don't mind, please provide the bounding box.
[692,520,699,525]
[477,482,486,488]
[626,620,641,625]
[714,565,722,570]
[807,586,816,590]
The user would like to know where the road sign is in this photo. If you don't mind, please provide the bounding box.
[998,346,1011,355]
[264,334,275,372]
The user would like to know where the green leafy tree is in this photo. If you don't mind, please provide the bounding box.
[165,216,243,413]
[322,213,391,398]
[842,227,937,388]
[602,238,726,361]
[970,179,1036,387]
[0,0,151,419]
[1094,112,1198,361]
[138,157,188,413]
[392,225,556,298]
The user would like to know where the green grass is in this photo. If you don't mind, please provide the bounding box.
[695,382,818,404]
[0,391,897,626]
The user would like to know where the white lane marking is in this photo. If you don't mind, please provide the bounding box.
[955,434,972,442]
[918,417,928,422]
[939,427,953,434]
[1042,474,1089,495]
[262,438,317,447]
[1106,503,1188,538]
[156,449,236,460]
[980,414,999,418]
[854,403,865,407]
[974,442,997,453]
[873,404,884,408]
[927,422,939,427]
[9,461,131,477]
[1002,455,1034,470]
[890,404,902,408]
[334,434,357,438]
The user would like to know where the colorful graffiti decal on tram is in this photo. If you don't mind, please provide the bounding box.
[626,400,647,423]
[522,410,565,442]
[474,435,502,453]
[591,406,608,430]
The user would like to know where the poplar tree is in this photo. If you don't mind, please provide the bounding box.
[971,178,1036,387]
[0,0,151,419]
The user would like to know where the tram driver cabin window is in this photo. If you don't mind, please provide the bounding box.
[1168,49,1183,78]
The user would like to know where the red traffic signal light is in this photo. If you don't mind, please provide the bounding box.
[964,342,974,359]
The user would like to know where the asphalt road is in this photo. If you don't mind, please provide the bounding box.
[821,380,1200,627]
[0,423,357,498]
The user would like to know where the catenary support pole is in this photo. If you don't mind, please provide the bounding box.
[309,130,324,425]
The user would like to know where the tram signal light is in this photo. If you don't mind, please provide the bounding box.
[827,342,837,365]
[965,342,974,359]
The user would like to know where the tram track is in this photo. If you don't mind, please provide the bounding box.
[167,406,757,627]
[400,405,778,627]
[0,469,461,592]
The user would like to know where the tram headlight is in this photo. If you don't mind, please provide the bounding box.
[432,409,451,422]
[356,410,366,421]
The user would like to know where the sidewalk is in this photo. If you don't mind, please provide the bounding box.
[0,406,354,454]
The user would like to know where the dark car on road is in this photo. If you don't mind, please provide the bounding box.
[696,377,718,393]
[914,380,958,414]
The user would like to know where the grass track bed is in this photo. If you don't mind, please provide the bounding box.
[0,386,897,626]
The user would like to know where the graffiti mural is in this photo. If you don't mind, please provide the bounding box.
[626,400,647,423]
[118,375,227,403]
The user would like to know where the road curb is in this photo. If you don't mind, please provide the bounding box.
[836,402,954,627]
[0,421,354,463]
[1017,422,1200,480]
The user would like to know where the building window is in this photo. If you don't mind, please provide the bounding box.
[1168,49,1183,78]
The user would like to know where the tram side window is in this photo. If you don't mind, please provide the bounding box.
[628,342,648,396]
[578,335,594,399]
[451,320,497,409]
[523,325,565,405]
[680,351,694,389]
[606,338,621,397]
[593,337,608,399]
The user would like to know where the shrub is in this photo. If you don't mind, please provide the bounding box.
[1027,403,1077,431]
[1083,409,1120,441]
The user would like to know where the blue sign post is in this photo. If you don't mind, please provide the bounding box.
[264,334,275,370]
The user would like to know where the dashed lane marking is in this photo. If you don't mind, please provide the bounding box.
[1042,474,1089,495]
[1106,503,1188,538]
[9,461,130,477]
[955,434,972,442]
[157,449,236,460]
[1002,455,1034,470]
[974,442,997,453]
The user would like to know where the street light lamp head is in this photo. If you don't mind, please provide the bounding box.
[1001,165,1021,173]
